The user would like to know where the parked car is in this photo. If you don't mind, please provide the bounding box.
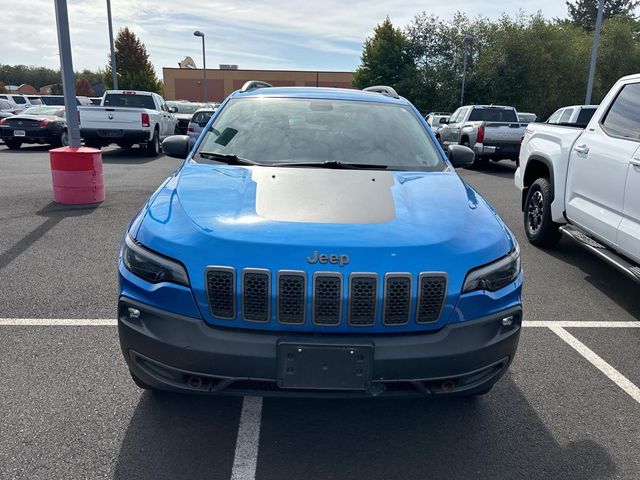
[439,105,527,164]
[0,98,19,115]
[517,112,537,123]
[546,105,598,127]
[117,82,523,398]
[25,96,43,106]
[0,106,68,149]
[187,106,217,141]
[166,101,208,134]
[425,112,450,130]
[516,74,639,283]
[41,95,93,106]
[78,90,177,155]
[0,94,36,112]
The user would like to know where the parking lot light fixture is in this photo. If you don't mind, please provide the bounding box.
[460,34,474,107]
[194,31,207,102]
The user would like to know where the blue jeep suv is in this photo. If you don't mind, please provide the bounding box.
[118,82,523,397]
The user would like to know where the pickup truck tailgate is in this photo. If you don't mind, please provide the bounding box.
[79,107,143,131]
[484,122,527,143]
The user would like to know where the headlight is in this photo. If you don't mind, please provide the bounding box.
[122,234,189,286]
[462,246,521,293]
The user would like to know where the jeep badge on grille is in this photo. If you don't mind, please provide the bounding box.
[306,250,349,267]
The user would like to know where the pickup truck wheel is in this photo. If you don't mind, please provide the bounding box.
[524,177,561,247]
[5,139,22,150]
[145,129,160,157]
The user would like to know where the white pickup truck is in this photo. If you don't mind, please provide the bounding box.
[516,73,640,283]
[438,105,527,165]
[79,90,177,156]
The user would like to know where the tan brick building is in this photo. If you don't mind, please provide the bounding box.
[162,67,354,102]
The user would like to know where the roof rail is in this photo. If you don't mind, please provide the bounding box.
[363,85,400,99]
[240,80,273,93]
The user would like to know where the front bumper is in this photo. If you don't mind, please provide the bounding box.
[118,297,522,397]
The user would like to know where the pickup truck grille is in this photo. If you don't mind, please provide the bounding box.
[205,267,448,329]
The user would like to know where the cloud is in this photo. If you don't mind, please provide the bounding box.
[0,0,570,76]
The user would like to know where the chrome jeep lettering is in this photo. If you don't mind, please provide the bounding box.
[306,250,350,267]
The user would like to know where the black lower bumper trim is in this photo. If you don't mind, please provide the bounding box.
[118,297,522,397]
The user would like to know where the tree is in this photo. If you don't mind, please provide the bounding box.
[0,81,6,94]
[104,27,162,93]
[353,17,418,101]
[567,0,638,30]
[75,77,95,96]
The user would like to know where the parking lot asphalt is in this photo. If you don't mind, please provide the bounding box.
[0,146,638,479]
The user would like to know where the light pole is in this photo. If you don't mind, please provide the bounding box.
[106,0,118,89]
[585,0,605,105]
[194,30,207,102]
[460,34,474,107]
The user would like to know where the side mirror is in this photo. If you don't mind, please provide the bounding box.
[447,145,475,168]
[162,135,190,159]
[439,117,448,124]
[168,106,178,113]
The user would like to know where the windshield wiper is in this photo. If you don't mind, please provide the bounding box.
[198,152,263,166]
[271,160,388,170]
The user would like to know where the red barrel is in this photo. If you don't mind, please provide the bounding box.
[49,146,105,204]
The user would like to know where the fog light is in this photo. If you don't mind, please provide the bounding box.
[501,316,514,327]
[127,307,141,319]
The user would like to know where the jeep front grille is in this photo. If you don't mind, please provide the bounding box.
[204,267,448,327]
[383,274,412,325]
[206,267,235,319]
[313,273,342,325]
[417,274,447,323]
[242,269,270,322]
[277,271,306,324]
[348,274,378,326]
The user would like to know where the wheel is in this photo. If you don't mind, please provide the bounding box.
[129,369,158,391]
[145,128,160,157]
[5,139,22,150]
[56,129,69,147]
[524,177,562,247]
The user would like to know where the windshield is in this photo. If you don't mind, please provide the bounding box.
[27,98,43,105]
[468,108,517,122]
[21,106,64,117]
[194,98,445,171]
[104,93,155,109]
[167,102,205,114]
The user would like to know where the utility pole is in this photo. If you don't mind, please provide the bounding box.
[585,0,605,104]
[460,34,474,107]
[107,0,118,89]
[53,0,81,148]
[194,31,207,102]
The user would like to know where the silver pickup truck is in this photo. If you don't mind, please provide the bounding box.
[438,105,527,165]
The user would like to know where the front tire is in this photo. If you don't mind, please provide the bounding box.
[524,177,561,247]
[145,128,160,157]
[5,139,22,150]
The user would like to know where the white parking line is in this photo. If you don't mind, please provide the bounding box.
[0,318,116,326]
[231,396,263,480]
[549,325,640,405]
[0,318,638,327]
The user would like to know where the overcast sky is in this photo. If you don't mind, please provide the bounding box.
[2,0,570,75]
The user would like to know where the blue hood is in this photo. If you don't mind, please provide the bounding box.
[134,163,514,332]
